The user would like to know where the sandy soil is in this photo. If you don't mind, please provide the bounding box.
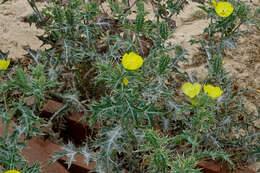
[0,0,45,58]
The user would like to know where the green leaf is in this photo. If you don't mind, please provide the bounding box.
[136,1,145,13]
[65,9,74,26]
[159,21,169,40]
[52,6,64,25]
[159,54,171,74]
[170,156,201,173]
[172,45,188,69]
[145,129,160,148]
[136,13,145,32]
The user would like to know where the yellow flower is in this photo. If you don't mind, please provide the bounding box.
[0,59,10,70]
[203,84,223,99]
[5,170,22,173]
[122,77,128,86]
[213,1,234,18]
[122,52,143,71]
[182,82,201,99]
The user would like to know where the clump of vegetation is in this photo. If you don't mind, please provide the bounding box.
[0,0,259,172]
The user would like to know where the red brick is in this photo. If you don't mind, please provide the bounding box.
[59,154,96,173]
[22,137,69,173]
[0,120,16,137]
[197,160,230,173]
[24,96,35,106]
[40,100,99,147]
[67,112,83,122]
[0,101,99,172]
[60,112,98,147]
[40,100,63,118]
[0,120,69,173]
[235,167,256,173]
[61,115,91,146]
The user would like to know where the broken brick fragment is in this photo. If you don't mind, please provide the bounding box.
[40,99,63,118]
[59,154,96,173]
[197,160,230,173]
[22,137,69,173]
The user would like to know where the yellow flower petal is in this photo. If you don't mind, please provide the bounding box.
[182,82,193,96]
[182,82,201,99]
[0,60,10,70]
[215,1,234,18]
[5,170,22,173]
[212,0,217,8]
[204,84,223,99]
[203,84,213,94]
[122,52,143,71]
[122,77,128,86]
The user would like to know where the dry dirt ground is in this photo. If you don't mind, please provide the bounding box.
[0,0,46,58]
[0,0,259,171]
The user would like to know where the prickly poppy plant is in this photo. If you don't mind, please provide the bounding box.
[0,0,258,173]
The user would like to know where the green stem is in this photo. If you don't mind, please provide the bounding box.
[3,93,10,140]
[228,21,243,36]
[191,132,198,157]
[191,106,200,157]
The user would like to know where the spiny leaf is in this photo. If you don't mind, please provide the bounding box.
[159,21,169,40]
